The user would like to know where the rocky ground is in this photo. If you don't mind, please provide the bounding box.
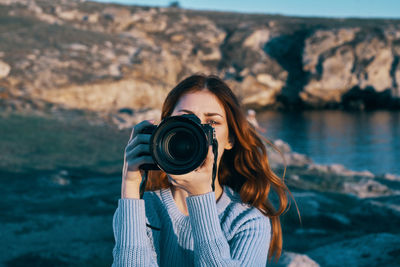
[0,110,399,266]
[269,146,400,266]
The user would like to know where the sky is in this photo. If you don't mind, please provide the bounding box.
[91,0,400,19]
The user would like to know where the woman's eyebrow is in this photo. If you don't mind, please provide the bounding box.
[205,112,223,118]
[178,109,194,114]
[178,109,224,118]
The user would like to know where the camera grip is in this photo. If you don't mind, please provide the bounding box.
[140,125,157,134]
[139,163,159,170]
[138,124,158,171]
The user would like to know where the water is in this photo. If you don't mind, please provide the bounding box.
[257,110,400,175]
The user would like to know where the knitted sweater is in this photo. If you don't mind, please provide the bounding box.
[112,185,271,266]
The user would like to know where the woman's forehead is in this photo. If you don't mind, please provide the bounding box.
[174,90,225,114]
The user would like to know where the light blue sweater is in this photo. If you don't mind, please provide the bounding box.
[112,185,271,266]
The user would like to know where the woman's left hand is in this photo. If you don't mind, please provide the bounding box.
[167,145,215,196]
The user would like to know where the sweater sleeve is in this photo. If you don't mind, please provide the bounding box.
[186,192,270,266]
[112,198,158,267]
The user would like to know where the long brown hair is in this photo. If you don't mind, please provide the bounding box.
[146,74,294,262]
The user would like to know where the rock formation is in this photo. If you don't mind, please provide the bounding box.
[0,0,400,114]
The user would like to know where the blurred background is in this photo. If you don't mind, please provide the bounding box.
[0,0,399,266]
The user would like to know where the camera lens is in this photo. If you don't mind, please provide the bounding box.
[150,115,210,174]
[165,129,196,161]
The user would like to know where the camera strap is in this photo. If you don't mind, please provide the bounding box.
[139,170,148,199]
[211,138,218,191]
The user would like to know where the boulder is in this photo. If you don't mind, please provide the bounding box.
[343,178,393,198]
[269,251,319,267]
[267,139,312,169]
[307,233,400,267]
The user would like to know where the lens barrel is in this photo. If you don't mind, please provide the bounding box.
[149,114,212,174]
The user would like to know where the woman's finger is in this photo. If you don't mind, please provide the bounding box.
[128,120,155,143]
[125,134,151,152]
[127,155,154,171]
[195,145,214,171]
[126,143,151,159]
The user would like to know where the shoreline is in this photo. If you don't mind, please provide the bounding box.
[1,111,399,266]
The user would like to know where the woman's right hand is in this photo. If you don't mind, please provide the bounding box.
[121,120,155,199]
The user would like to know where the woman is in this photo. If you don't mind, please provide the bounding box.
[112,74,291,266]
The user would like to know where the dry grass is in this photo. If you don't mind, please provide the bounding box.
[0,111,131,175]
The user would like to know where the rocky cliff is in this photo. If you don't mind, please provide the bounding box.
[1,0,400,115]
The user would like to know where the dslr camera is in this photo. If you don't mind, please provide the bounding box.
[139,114,215,175]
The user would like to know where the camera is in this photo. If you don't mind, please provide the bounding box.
[139,114,215,175]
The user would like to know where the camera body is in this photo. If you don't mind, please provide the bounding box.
[139,114,215,175]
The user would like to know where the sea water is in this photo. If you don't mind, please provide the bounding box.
[258,110,400,175]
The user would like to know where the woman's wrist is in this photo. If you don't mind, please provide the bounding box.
[121,180,141,199]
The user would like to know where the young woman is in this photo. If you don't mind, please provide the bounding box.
[112,74,291,266]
